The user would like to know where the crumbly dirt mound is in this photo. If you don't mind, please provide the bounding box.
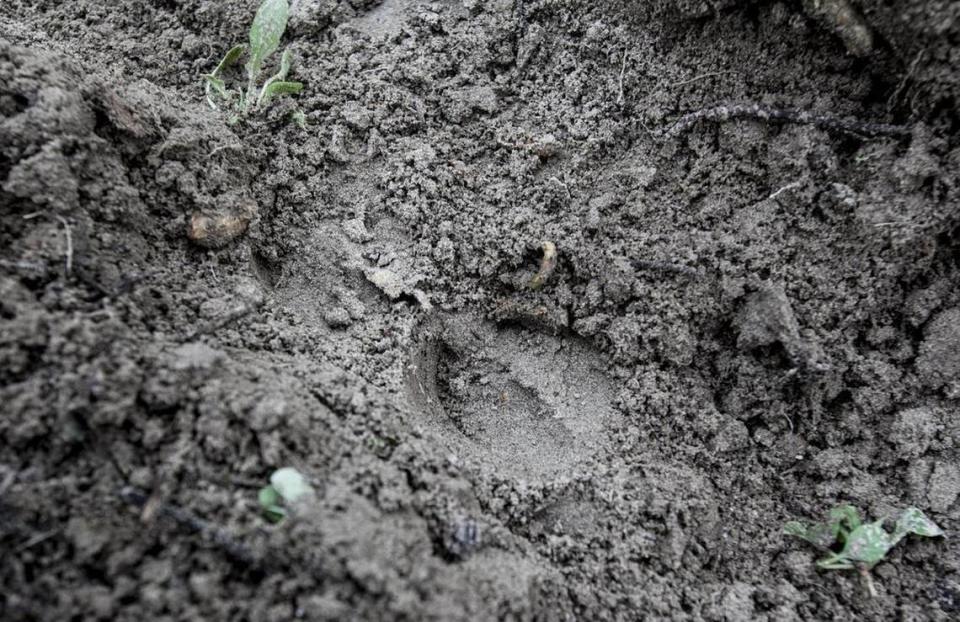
[2,0,960,620]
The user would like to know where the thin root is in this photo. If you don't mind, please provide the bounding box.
[668,70,737,88]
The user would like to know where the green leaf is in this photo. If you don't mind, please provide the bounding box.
[258,485,280,509]
[893,507,944,544]
[270,467,313,504]
[247,0,289,83]
[259,81,303,107]
[275,47,293,82]
[816,553,856,570]
[257,485,286,522]
[290,110,308,129]
[205,76,229,109]
[212,44,246,78]
[257,48,298,107]
[837,520,893,567]
[784,521,807,538]
[829,504,862,534]
[205,45,245,109]
[784,520,840,549]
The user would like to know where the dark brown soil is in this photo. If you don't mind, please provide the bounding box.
[2,0,960,619]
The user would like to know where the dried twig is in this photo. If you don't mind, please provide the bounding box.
[15,528,60,553]
[769,181,803,201]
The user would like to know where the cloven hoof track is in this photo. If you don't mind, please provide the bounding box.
[406,314,620,481]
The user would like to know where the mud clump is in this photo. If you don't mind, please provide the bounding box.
[736,282,828,372]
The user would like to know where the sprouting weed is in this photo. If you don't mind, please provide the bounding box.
[785,504,944,596]
[204,0,303,123]
[290,109,308,129]
[258,467,315,523]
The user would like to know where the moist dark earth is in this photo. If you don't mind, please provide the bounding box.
[2,0,960,619]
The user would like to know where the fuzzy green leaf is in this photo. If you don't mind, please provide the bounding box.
[791,504,946,575]
[829,504,861,534]
[212,44,246,78]
[258,485,280,508]
[205,76,229,109]
[816,553,855,570]
[257,485,286,522]
[205,45,245,109]
[260,81,303,107]
[783,521,806,537]
[784,520,839,549]
[257,48,298,107]
[290,110,308,129]
[893,507,944,543]
[838,521,892,567]
[247,0,289,82]
[270,467,313,504]
[275,47,293,82]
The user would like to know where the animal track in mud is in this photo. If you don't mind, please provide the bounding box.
[406,314,620,481]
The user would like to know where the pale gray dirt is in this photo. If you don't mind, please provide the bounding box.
[407,313,621,481]
[2,0,960,620]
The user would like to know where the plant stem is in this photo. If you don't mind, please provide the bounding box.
[245,68,257,114]
[860,567,877,598]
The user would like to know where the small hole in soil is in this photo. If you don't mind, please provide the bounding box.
[250,251,283,288]
[405,314,620,481]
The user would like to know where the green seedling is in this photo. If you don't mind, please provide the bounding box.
[257,467,314,523]
[204,0,303,121]
[785,504,944,596]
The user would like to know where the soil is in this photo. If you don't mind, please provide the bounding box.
[2,0,960,619]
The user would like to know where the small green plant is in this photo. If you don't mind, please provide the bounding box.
[785,504,944,596]
[258,467,314,523]
[204,0,303,121]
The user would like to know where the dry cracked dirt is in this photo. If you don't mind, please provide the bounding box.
[2,0,960,620]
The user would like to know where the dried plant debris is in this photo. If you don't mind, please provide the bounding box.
[187,211,252,249]
[529,241,558,290]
